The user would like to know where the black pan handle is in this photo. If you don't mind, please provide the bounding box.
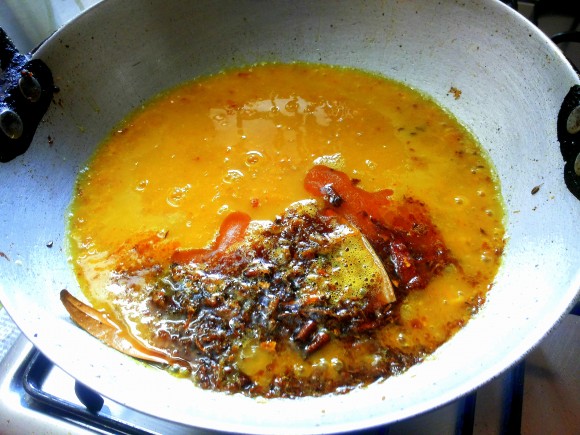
[557,84,580,201]
[0,27,54,163]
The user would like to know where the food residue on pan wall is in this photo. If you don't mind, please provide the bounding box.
[448,86,462,100]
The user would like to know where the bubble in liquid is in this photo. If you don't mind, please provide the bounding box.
[313,153,345,169]
[135,179,149,192]
[245,151,264,166]
[217,204,230,215]
[285,99,299,113]
[480,252,492,263]
[312,358,329,370]
[330,357,344,371]
[223,169,244,184]
[166,184,191,207]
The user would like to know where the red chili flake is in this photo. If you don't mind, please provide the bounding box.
[250,198,260,208]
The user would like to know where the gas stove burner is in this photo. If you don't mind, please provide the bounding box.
[0,337,530,435]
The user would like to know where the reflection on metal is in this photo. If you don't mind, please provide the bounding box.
[18,72,42,102]
[0,108,23,139]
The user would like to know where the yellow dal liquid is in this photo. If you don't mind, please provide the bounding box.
[69,63,505,389]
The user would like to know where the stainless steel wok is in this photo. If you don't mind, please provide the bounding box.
[0,0,579,433]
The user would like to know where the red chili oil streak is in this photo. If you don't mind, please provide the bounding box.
[304,165,453,292]
[172,211,251,264]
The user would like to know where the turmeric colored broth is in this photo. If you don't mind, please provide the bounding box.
[68,63,505,396]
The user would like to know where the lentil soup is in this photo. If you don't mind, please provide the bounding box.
[68,63,505,397]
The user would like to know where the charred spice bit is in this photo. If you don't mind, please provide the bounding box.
[320,183,344,207]
[531,185,541,195]
[111,198,414,398]
[295,319,318,342]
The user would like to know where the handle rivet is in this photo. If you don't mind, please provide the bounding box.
[18,72,42,103]
[566,105,580,134]
[0,108,24,140]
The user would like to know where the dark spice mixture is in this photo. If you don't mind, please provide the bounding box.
[109,167,455,397]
